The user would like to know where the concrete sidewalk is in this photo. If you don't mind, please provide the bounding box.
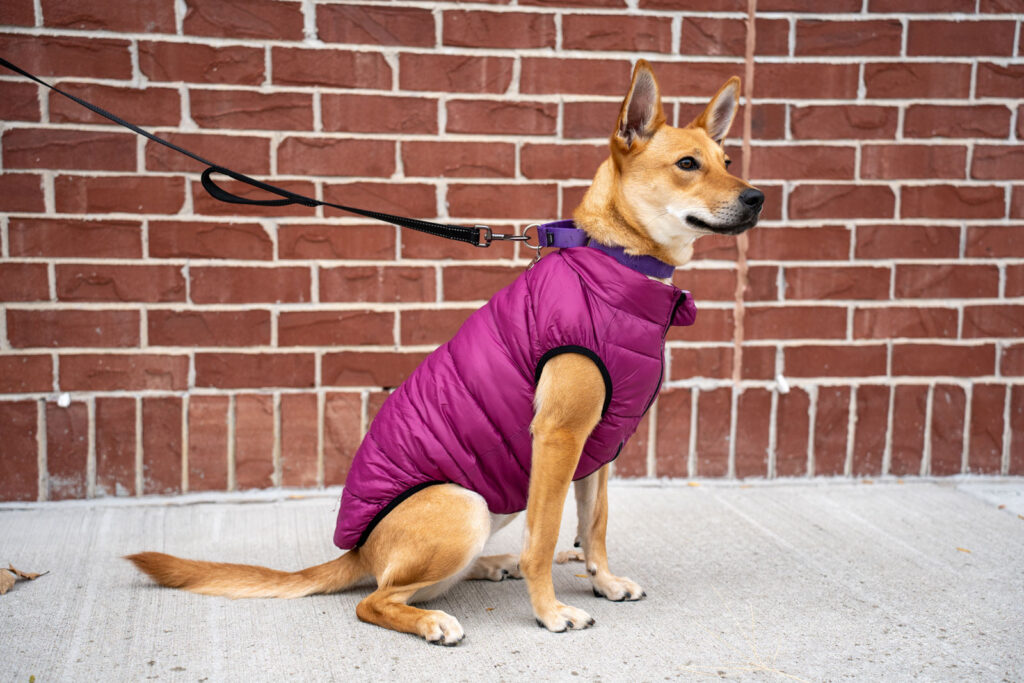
[2,479,1022,682]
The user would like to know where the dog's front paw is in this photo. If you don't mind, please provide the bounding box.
[592,574,645,602]
[418,610,465,646]
[534,602,594,632]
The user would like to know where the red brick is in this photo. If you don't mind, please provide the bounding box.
[95,397,135,497]
[442,265,522,303]
[891,385,927,476]
[904,105,1011,139]
[749,144,856,181]
[695,387,731,477]
[321,265,435,303]
[190,89,312,130]
[1011,386,1024,475]
[0,33,131,79]
[142,397,181,494]
[1014,187,1024,219]
[853,307,957,340]
[791,105,898,141]
[10,218,140,258]
[976,62,1024,98]
[747,226,850,261]
[969,384,1004,474]
[271,47,391,89]
[521,143,607,180]
[447,183,557,220]
[139,41,264,85]
[754,63,859,99]
[60,354,188,391]
[796,20,902,56]
[322,94,437,134]
[930,384,965,475]
[902,185,1005,220]
[651,61,748,99]
[0,356,53,394]
[148,309,270,347]
[401,308,474,346]
[785,266,889,301]
[3,128,135,171]
[966,226,1024,258]
[0,402,38,501]
[745,306,847,340]
[564,100,623,140]
[655,388,691,478]
[190,266,310,304]
[776,387,809,477]
[892,344,995,377]
[46,401,87,500]
[0,81,40,121]
[184,0,302,39]
[674,269,736,302]
[870,0,973,9]
[399,54,513,94]
[814,386,850,476]
[49,82,180,127]
[864,63,971,99]
[748,103,788,140]
[277,137,395,177]
[8,309,139,349]
[667,306,731,343]
[679,17,787,57]
[786,345,887,378]
[0,0,35,25]
[145,133,271,174]
[736,388,771,478]
[0,263,49,302]
[324,392,362,486]
[855,225,959,260]
[1006,344,1024,376]
[318,4,433,46]
[525,0,625,5]
[195,353,315,390]
[42,0,173,31]
[760,0,860,8]
[54,175,185,215]
[895,264,999,299]
[323,352,428,388]
[57,264,185,303]
[981,0,1023,10]
[234,394,274,490]
[908,20,1015,56]
[187,395,228,492]
[322,182,438,220]
[149,220,272,260]
[0,173,44,212]
[447,99,558,136]
[563,14,672,52]
[279,224,396,261]
[280,394,318,488]
[279,310,394,347]
[852,385,889,477]
[860,144,967,180]
[789,184,895,220]
[972,145,1024,180]
[671,347,733,380]
[403,141,515,179]
[1008,265,1024,297]
[963,306,1024,338]
[522,58,632,95]
[444,10,554,48]
[616,413,651,478]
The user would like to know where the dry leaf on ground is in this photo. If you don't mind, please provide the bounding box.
[0,570,14,595]
[9,564,46,580]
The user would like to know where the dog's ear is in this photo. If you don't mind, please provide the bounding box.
[689,77,741,145]
[614,60,665,152]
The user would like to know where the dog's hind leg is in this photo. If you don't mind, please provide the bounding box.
[465,553,522,581]
[355,483,490,645]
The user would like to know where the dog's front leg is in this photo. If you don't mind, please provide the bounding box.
[522,353,604,632]
[572,466,645,602]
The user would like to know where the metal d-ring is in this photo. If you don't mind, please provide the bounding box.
[522,224,544,261]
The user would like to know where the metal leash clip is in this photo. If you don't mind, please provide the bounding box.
[475,225,544,266]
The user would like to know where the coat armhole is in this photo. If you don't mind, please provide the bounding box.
[534,345,612,417]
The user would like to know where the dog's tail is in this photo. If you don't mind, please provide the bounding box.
[125,550,368,599]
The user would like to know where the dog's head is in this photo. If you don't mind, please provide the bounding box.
[577,60,763,265]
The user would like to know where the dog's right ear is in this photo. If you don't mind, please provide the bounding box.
[614,60,665,152]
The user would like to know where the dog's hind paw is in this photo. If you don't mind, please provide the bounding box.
[419,611,465,646]
[554,549,585,564]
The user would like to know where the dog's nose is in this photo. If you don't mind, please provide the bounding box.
[739,188,764,210]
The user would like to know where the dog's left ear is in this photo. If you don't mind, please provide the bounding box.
[689,77,741,145]
[614,59,665,152]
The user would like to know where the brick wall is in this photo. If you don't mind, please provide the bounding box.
[1,1,1022,502]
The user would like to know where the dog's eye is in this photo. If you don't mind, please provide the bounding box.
[725,159,732,168]
[676,157,699,171]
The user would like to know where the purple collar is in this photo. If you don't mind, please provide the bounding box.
[535,220,676,280]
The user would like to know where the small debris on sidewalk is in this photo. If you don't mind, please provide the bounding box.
[0,564,48,595]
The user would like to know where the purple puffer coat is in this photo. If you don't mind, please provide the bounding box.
[333,246,697,549]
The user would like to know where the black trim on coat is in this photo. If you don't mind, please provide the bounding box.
[534,345,613,417]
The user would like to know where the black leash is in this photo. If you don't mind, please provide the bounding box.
[0,56,528,248]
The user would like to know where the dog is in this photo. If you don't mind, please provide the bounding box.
[128,60,763,646]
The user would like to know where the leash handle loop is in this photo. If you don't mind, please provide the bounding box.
[200,167,315,207]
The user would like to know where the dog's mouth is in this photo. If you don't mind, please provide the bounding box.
[685,214,758,235]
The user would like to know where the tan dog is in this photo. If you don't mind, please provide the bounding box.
[128,60,762,645]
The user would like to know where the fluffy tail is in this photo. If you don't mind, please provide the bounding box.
[125,550,367,599]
